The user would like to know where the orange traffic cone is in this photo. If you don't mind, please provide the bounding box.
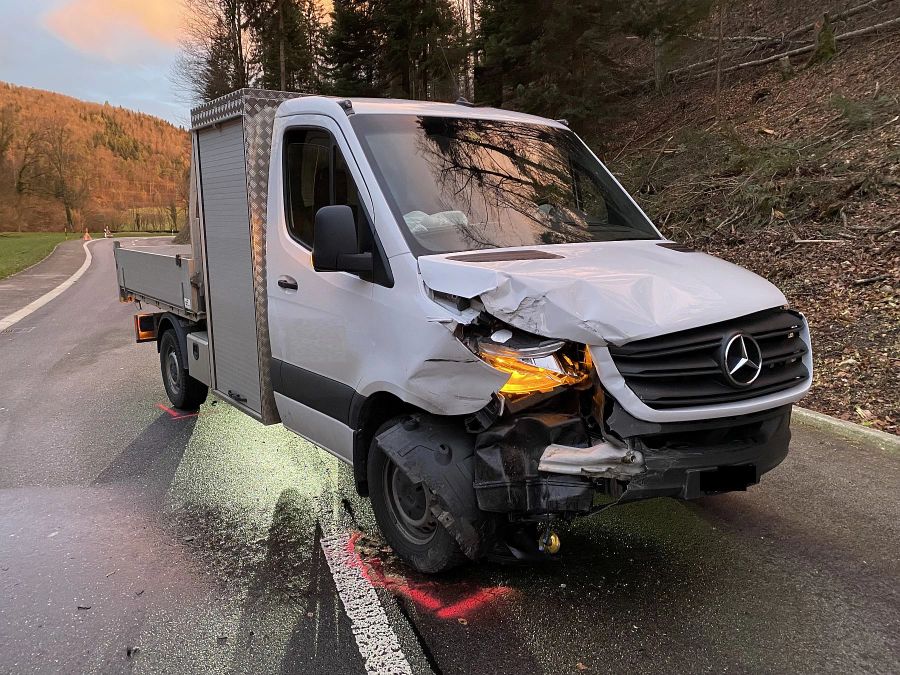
[83,228,91,241]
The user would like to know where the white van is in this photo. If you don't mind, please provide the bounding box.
[114,89,812,573]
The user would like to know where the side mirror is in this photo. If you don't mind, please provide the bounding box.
[312,205,373,274]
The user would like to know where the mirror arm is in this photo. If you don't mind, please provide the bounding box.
[336,252,374,273]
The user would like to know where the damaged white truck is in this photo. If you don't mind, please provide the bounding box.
[114,89,813,573]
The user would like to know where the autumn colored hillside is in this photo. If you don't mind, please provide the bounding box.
[0,82,190,233]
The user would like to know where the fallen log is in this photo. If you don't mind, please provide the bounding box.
[783,0,892,40]
[616,0,898,95]
[853,274,890,285]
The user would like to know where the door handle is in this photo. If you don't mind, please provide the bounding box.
[277,276,298,290]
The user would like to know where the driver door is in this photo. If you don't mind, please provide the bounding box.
[267,115,376,461]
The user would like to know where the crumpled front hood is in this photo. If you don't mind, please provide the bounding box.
[418,240,787,345]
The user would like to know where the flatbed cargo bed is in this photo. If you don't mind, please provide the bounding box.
[114,243,204,321]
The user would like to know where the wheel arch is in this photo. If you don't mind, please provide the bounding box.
[349,391,416,497]
[156,312,192,356]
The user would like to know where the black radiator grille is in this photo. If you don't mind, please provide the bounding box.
[608,309,809,410]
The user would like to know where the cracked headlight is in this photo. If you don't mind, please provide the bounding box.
[478,338,589,395]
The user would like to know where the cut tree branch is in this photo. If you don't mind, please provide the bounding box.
[683,33,793,43]
[853,274,889,285]
[688,16,900,80]
[617,0,898,94]
[783,0,892,39]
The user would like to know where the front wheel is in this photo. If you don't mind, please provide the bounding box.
[159,329,208,411]
[367,421,467,574]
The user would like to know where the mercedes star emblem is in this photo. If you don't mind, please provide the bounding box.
[722,333,763,387]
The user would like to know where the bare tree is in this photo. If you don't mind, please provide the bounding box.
[715,0,726,118]
[41,124,90,234]
[0,105,16,203]
[169,161,190,232]
[449,0,476,99]
[173,0,255,103]
[13,129,46,197]
[0,105,15,159]
[278,0,287,89]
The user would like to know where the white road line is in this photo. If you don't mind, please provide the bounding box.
[320,531,414,675]
[0,239,96,332]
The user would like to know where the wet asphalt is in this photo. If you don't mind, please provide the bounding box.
[0,239,898,675]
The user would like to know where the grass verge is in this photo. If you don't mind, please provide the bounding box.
[0,231,170,280]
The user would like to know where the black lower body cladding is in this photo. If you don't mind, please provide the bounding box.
[473,413,596,514]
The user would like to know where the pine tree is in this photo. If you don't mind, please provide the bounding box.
[324,0,382,96]
[476,0,712,120]
[299,0,326,91]
[324,0,462,99]
[476,0,543,106]
[374,0,462,100]
[527,0,622,121]
[622,0,715,92]
[246,0,321,92]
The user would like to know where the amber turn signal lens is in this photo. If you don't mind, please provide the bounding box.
[481,353,588,395]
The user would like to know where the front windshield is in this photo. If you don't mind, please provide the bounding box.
[350,114,660,255]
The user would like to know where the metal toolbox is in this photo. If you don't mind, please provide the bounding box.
[186,331,211,387]
[189,89,304,424]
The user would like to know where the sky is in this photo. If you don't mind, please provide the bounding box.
[0,0,189,126]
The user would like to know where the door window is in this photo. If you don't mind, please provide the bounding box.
[285,130,331,248]
[285,129,365,249]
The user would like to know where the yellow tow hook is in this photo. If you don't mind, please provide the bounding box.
[539,529,562,555]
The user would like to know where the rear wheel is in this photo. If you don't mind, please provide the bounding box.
[159,329,208,411]
[367,420,467,574]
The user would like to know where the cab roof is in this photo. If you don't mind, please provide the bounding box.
[275,95,568,128]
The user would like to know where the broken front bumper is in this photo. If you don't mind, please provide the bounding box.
[616,404,792,501]
[474,405,792,514]
[377,405,792,561]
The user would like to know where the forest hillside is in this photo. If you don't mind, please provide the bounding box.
[0,83,190,233]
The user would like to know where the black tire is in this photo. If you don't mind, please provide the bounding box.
[159,329,208,411]
[367,420,467,574]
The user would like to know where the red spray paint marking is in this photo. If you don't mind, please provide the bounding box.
[156,403,199,420]
[345,532,514,621]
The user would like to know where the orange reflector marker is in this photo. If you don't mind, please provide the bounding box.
[134,313,158,343]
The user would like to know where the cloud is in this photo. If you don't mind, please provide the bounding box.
[42,0,185,62]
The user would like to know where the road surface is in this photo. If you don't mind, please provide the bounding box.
[1,239,898,674]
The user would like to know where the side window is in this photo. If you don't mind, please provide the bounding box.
[285,129,370,251]
[285,130,331,248]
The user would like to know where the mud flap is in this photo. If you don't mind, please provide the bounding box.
[375,415,489,560]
